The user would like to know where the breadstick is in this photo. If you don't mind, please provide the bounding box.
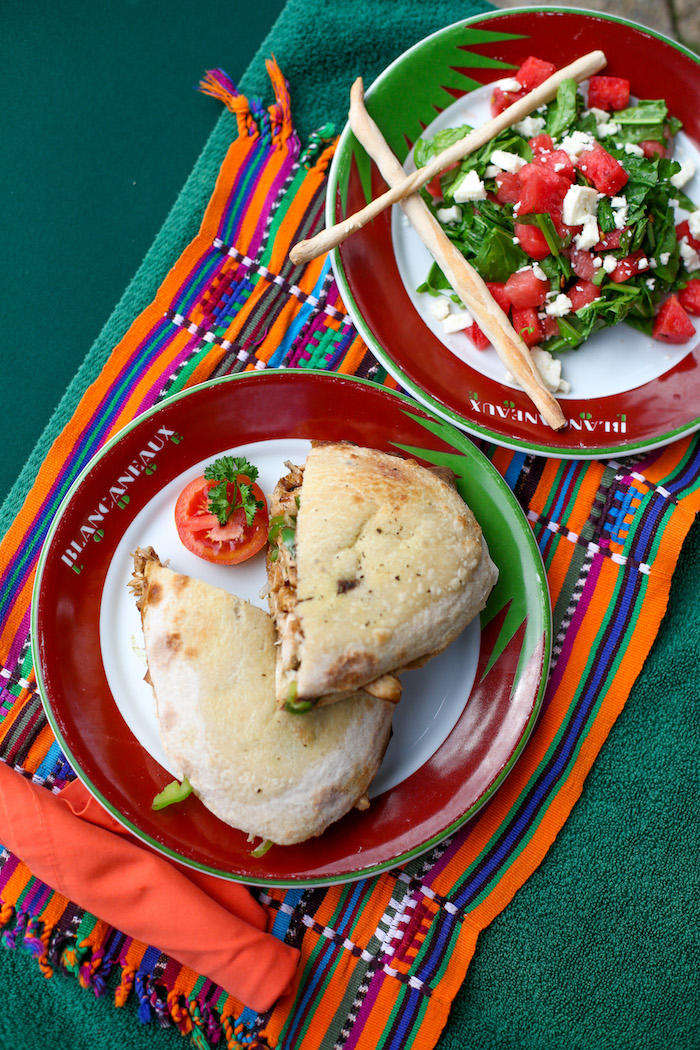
[347,78,566,431]
[290,49,605,264]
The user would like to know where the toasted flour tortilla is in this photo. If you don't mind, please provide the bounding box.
[266,442,498,707]
[130,548,394,845]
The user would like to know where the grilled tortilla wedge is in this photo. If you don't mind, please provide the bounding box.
[266,442,498,709]
[130,548,394,845]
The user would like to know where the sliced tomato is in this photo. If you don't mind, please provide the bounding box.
[175,475,269,565]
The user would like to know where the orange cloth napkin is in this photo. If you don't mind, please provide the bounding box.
[0,761,299,1011]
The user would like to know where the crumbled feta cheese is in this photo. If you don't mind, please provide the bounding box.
[597,121,620,137]
[532,262,547,282]
[659,252,671,265]
[603,255,618,273]
[680,239,700,272]
[624,142,645,156]
[671,160,696,189]
[688,211,700,240]
[513,115,546,138]
[484,164,500,178]
[586,107,610,125]
[562,184,599,226]
[436,205,461,225]
[442,308,474,333]
[490,149,526,173]
[545,293,573,318]
[575,216,600,251]
[637,256,649,270]
[498,77,523,92]
[611,196,629,229]
[646,278,656,290]
[532,347,571,394]
[429,296,452,321]
[512,236,520,245]
[452,169,487,203]
[592,257,603,269]
[558,130,597,162]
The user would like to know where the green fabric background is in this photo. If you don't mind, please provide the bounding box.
[1,1,698,1047]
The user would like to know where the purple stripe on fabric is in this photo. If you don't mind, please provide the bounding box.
[541,549,605,699]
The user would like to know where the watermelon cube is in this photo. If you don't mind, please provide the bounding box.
[512,306,544,346]
[587,75,631,111]
[517,165,570,217]
[640,138,670,160]
[491,85,526,117]
[610,250,649,283]
[676,220,700,252]
[535,149,576,182]
[485,281,512,315]
[465,323,491,350]
[516,56,557,91]
[594,226,630,252]
[568,279,601,311]
[678,279,700,315]
[567,248,598,281]
[541,314,561,340]
[514,222,550,260]
[505,268,549,308]
[577,143,629,195]
[529,133,554,156]
[652,295,696,343]
[494,171,522,204]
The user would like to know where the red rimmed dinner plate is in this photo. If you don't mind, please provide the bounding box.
[328,7,700,459]
[32,370,550,886]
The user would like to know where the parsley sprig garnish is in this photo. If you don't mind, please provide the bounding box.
[203,456,263,527]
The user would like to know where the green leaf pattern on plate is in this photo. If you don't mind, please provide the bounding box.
[396,409,545,695]
[339,27,526,212]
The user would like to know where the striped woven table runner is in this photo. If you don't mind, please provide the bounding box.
[0,61,699,1050]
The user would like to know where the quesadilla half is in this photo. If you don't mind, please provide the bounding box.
[266,441,498,709]
[130,548,394,845]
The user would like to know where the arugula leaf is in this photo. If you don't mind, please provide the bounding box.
[515,212,568,257]
[203,456,263,527]
[413,124,473,168]
[473,226,528,283]
[417,261,461,300]
[544,79,581,141]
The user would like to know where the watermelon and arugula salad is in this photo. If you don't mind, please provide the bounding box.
[416,55,700,385]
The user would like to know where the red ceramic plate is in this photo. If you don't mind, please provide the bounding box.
[32,371,550,886]
[328,8,700,459]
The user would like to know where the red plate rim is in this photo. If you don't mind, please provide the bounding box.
[31,370,551,886]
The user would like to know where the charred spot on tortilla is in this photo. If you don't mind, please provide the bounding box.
[266,441,498,710]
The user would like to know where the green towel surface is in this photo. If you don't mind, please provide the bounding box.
[2,1,698,1048]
